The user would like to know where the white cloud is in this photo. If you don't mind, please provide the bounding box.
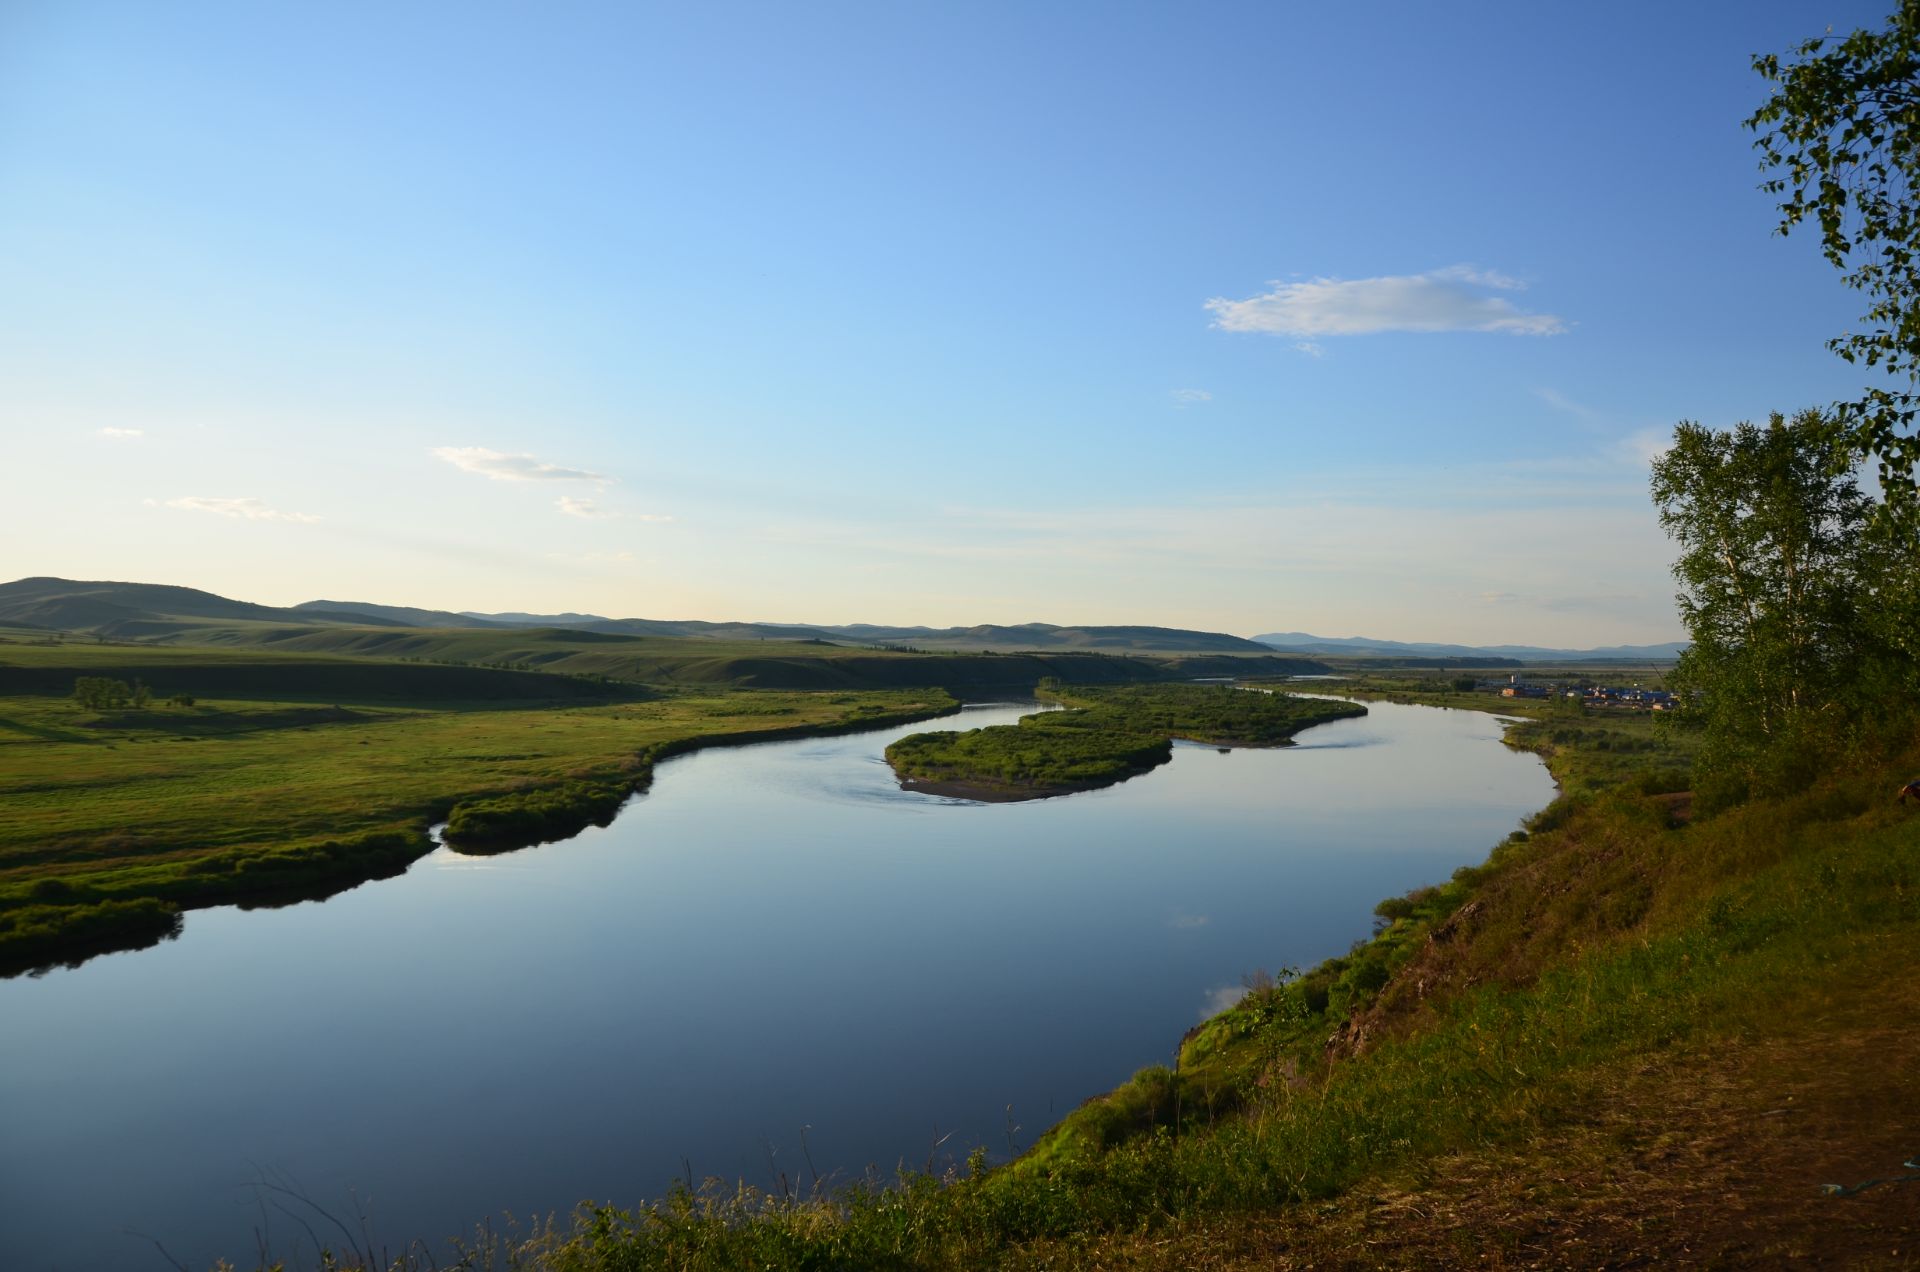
[632,513,674,523]
[1206,265,1565,338]
[1293,341,1326,359]
[158,496,319,523]
[1171,388,1212,405]
[98,427,144,439]
[557,496,602,518]
[432,446,609,483]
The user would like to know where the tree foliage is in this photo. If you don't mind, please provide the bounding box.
[1651,410,1909,802]
[1749,4,1920,495]
[71,676,135,710]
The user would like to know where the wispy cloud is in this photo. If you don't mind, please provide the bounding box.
[1206,266,1565,338]
[1534,386,1605,423]
[156,496,319,523]
[554,496,675,522]
[1293,341,1326,358]
[98,427,144,439]
[1613,427,1672,467]
[1170,388,1212,406]
[432,446,609,483]
[546,549,637,564]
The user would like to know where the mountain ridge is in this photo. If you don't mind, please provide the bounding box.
[1253,631,1686,662]
[0,578,1680,660]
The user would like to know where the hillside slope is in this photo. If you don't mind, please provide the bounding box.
[0,577,398,632]
[8,578,1297,655]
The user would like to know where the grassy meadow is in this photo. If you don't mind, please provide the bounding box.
[0,629,1322,972]
[0,623,1319,692]
[0,639,955,973]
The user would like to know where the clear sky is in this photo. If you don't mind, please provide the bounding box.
[0,1,1895,644]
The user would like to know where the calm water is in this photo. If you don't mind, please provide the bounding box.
[0,698,1552,1271]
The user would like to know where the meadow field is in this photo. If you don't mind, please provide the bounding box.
[0,638,956,972]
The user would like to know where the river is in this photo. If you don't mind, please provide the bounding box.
[0,696,1554,1270]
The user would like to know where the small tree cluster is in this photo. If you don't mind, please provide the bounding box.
[1651,410,1916,804]
[72,676,152,710]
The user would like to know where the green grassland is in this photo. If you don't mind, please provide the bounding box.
[0,624,1325,692]
[884,683,1367,800]
[0,634,1330,972]
[0,641,956,973]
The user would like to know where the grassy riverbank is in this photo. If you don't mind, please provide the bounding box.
[0,643,955,973]
[883,683,1366,800]
[339,678,1915,1271]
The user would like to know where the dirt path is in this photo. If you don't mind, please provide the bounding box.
[1016,956,1920,1269]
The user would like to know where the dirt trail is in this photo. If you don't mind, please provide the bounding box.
[1018,954,1920,1269]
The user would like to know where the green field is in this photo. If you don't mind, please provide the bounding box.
[0,633,1336,972]
[884,683,1367,800]
[0,641,956,973]
[0,625,1322,693]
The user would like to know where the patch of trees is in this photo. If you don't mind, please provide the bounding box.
[1750,5,1920,501]
[71,676,149,709]
[1651,8,1920,806]
[1651,410,1917,806]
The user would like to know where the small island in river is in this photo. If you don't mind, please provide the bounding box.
[885,682,1367,801]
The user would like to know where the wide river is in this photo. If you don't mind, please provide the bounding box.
[1,696,1553,1271]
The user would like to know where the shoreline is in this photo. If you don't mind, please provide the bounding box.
[4,693,965,976]
[895,755,1169,803]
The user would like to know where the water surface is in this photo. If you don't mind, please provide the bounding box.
[0,697,1552,1270]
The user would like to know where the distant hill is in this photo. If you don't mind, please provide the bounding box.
[291,599,1276,654]
[0,577,401,635]
[464,609,613,627]
[821,622,1275,654]
[1252,631,1687,663]
[578,617,844,641]
[13,577,1664,662]
[294,600,511,629]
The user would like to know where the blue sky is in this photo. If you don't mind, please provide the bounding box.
[0,1,1894,643]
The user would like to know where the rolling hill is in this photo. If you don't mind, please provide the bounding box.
[1253,630,1687,662]
[0,577,401,634]
[0,578,1288,655]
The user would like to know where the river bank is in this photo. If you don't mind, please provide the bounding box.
[0,685,959,973]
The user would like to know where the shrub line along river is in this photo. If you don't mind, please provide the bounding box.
[0,695,1554,1271]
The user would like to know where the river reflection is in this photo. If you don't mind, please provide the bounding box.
[0,697,1553,1271]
